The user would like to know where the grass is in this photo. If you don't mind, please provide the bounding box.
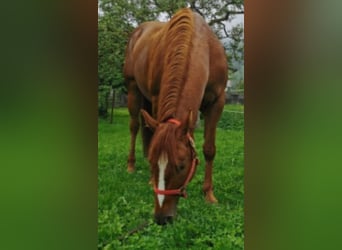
[98,105,244,249]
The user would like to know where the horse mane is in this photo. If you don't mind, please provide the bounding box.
[149,9,194,168]
[158,8,194,122]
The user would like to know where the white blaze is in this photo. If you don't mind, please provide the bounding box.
[157,152,168,207]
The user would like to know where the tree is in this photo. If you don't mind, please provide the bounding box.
[98,0,134,117]
[226,24,244,89]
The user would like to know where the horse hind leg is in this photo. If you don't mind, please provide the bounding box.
[201,92,225,203]
[127,118,139,173]
[127,81,142,173]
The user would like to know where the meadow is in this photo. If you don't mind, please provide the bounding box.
[98,105,244,249]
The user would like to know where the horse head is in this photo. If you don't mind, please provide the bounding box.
[141,109,199,225]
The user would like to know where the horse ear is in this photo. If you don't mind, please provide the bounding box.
[141,109,158,130]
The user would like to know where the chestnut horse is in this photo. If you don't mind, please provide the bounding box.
[123,8,227,225]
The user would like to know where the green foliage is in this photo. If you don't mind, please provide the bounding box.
[98,105,244,249]
[98,2,132,89]
[226,24,244,89]
[228,24,244,64]
[98,0,134,117]
[98,85,111,118]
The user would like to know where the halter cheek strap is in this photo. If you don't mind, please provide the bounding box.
[154,157,198,198]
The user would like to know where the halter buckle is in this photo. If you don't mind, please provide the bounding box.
[179,187,187,198]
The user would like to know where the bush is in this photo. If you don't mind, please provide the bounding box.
[218,110,244,130]
[98,85,111,118]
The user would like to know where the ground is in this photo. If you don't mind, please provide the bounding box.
[98,105,244,249]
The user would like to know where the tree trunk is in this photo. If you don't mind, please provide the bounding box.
[110,89,115,124]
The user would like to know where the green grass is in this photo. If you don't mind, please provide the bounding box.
[98,105,244,249]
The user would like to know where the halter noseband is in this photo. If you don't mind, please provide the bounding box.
[153,118,199,198]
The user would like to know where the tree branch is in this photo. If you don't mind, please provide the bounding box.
[118,221,150,241]
[220,23,229,38]
[208,10,244,26]
[229,11,244,15]
[209,11,229,26]
[189,0,205,18]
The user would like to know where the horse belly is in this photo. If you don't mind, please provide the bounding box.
[134,59,162,102]
[132,49,152,100]
[137,83,152,101]
[133,71,151,101]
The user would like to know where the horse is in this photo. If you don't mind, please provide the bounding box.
[123,8,228,225]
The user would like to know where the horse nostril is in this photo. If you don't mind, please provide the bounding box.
[155,215,174,225]
[155,216,166,225]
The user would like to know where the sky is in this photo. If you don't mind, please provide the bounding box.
[229,13,244,28]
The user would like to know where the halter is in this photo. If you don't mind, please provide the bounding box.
[153,118,199,198]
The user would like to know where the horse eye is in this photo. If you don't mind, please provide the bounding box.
[178,165,185,172]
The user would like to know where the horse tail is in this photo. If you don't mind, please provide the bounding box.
[158,8,194,121]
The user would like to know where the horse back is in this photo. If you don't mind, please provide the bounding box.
[123,22,165,93]
[187,12,227,105]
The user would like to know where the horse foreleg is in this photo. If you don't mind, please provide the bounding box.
[202,137,218,203]
[202,94,225,203]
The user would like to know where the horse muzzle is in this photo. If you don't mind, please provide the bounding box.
[154,214,174,225]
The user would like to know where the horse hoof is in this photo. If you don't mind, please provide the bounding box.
[205,191,218,203]
[127,165,135,173]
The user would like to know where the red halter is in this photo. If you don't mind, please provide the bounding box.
[167,118,181,126]
[153,118,199,198]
